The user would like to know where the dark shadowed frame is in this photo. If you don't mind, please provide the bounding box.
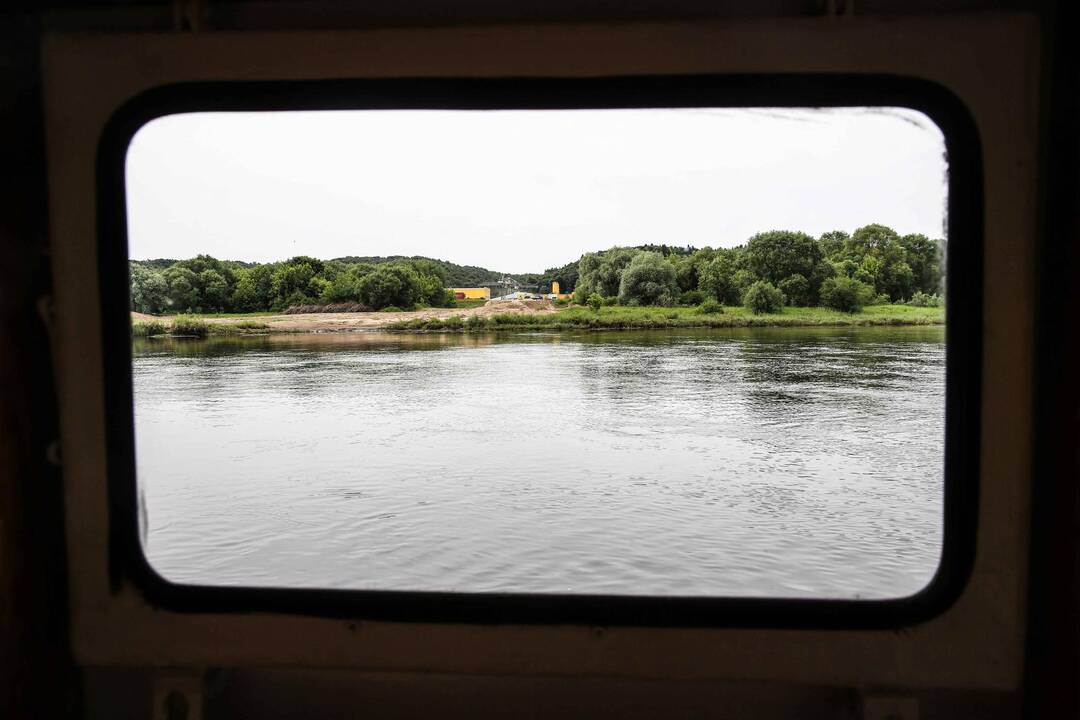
[96,75,982,628]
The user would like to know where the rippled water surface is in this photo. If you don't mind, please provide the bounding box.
[133,327,945,599]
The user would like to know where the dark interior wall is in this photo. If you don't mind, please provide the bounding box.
[0,10,75,720]
[1024,0,1080,715]
[36,0,1039,32]
[80,667,1024,720]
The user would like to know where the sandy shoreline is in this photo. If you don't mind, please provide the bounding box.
[131,299,558,333]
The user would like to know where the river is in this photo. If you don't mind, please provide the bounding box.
[132,326,944,599]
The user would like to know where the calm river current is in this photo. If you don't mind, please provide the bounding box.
[133,326,945,599]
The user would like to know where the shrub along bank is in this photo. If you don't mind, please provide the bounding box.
[387,304,944,332]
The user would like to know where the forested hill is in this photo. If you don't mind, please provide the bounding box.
[332,256,506,288]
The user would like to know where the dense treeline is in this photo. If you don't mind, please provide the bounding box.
[572,224,944,312]
[129,252,579,314]
[130,224,943,315]
[130,255,459,314]
[333,256,504,288]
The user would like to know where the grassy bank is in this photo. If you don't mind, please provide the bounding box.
[132,315,270,338]
[387,304,944,332]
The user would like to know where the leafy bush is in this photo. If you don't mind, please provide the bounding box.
[819,276,875,313]
[169,315,209,337]
[697,298,723,314]
[434,289,458,308]
[131,320,168,337]
[274,289,317,313]
[679,289,706,306]
[554,297,569,307]
[907,291,944,307]
[379,306,405,313]
[465,315,488,331]
[357,264,422,310]
[743,281,785,314]
[602,296,618,306]
[442,315,465,330]
[587,293,603,311]
[778,274,810,306]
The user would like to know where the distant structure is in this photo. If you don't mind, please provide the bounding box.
[466,282,570,302]
[492,290,543,301]
[451,287,491,300]
[547,281,573,301]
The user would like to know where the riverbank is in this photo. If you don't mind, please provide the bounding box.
[130,299,559,335]
[132,302,942,336]
[387,304,944,331]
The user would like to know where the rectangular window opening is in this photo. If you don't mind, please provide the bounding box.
[101,78,981,626]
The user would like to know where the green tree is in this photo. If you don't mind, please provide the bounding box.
[731,269,757,303]
[357,263,422,309]
[231,264,276,311]
[778,274,811,306]
[698,249,741,304]
[818,230,850,259]
[574,252,603,295]
[163,266,200,312]
[413,269,454,307]
[617,251,679,306]
[321,263,375,304]
[819,276,875,313]
[576,247,640,297]
[408,258,448,285]
[899,233,944,294]
[270,261,316,310]
[175,254,232,277]
[170,255,239,308]
[309,276,332,305]
[672,249,715,292]
[839,224,915,301]
[831,258,858,279]
[743,280,785,314]
[744,230,824,289]
[130,264,168,314]
[198,269,230,311]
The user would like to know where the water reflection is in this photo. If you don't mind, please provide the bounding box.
[133,327,945,599]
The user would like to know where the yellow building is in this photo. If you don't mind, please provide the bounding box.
[451,287,491,300]
[548,282,573,301]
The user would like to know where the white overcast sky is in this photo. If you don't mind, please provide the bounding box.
[125,107,947,274]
